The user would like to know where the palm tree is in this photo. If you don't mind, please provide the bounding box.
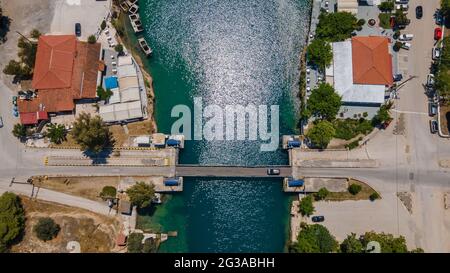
[46,123,66,144]
[12,123,26,138]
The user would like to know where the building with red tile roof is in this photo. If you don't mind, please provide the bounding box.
[18,35,102,123]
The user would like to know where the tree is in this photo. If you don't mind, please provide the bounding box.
[100,186,117,200]
[298,195,315,217]
[30,29,41,39]
[0,192,25,252]
[394,9,410,28]
[88,35,96,44]
[306,120,335,149]
[71,113,111,153]
[46,123,67,144]
[96,86,113,101]
[127,232,144,253]
[360,232,408,253]
[3,60,25,76]
[307,83,341,121]
[12,123,27,139]
[443,0,450,18]
[316,11,358,42]
[114,44,124,55]
[340,233,363,253]
[126,182,155,208]
[348,183,362,195]
[101,20,107,30]
[142,237,157,253]
[372,105,391,126]
[307,39,333,71]
[289,224,338,253]
[378,1,394,12]
[315,187,329,201]
[33,217,60,241]
[369,192,380,201]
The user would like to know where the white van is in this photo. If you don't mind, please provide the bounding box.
[398,34,414,41]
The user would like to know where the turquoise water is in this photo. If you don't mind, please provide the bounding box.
[136,0,311,252]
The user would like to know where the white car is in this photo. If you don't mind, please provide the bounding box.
[398,34,414,41]
[401,42,411,50]
[432,47,441,60]
[427,74,435,87]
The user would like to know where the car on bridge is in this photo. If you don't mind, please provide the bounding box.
[267,168,280,175]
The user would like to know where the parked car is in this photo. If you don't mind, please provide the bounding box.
[393,74,403,82]
[430,120,438,134]
[416,6,423,19]
[435,11,444,25]
[311,216,325,223]
[401,42,411,50]
[428,102,437,116]
[12,96,17,106]
[75,23,81,37]
[0,116,3,128]
[12,108,18,117]
[435,27,442,40]
[432,47,442,60]
[427,74,435,87]
[398,34,414,41]
[267,169,280,175]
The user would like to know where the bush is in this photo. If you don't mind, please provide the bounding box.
[378,13,392,29]
[100,186,117,199]
[142,237,157,253]
[96,86,113,101]
[88,35,96,44]
[369,192,380,201]
[115,44,124,55]
[345,140,359,150]
[0,192,25,251]
[333,118,373,140]
[101,20,107,30]
[315,187,329,201]
[298,195,315,217]
[348,183,362,195]
[357,19,366,26]
[127,233,144,253]
[33,217,60,241]
[340,233,363,253]
[393,41,402,52]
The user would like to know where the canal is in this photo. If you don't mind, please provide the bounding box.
[136,0,311,252]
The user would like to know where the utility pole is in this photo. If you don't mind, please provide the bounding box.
[16,31,33,44]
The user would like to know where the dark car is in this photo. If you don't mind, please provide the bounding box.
[416,6,423,19]
[436,11,444,25]
[430,120,438,134]
[428,102,437,116]
[75,23,81,37]
[267,169,280,175]
[311,216,325,223]
[393,74,403,82]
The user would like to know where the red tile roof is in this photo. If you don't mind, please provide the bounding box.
[351,36,393,86]
[20,111,48,125]
[20,35,101,114]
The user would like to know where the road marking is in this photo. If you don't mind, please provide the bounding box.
[391,109,428,115]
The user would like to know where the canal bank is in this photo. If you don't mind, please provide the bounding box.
[122,0,312,252]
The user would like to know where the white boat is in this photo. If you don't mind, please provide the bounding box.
[138,37,152,57]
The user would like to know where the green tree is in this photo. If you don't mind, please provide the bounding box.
[142,237,157,253]
[340,233,364,253]
[46,123,67,144]
[12,123,27,139]
[378,1,394,12]
[114,44,124,55]
[306,120,336,149]
[3,60,25,76]
[101,20,107,30]
[307,83,341,121]
[348,183,362,195]
[298,195,315,217]
[100,186,117,200]
[360,232,408,253]
[372,105,391,126]
[0,192,25,252]
[394,9,410,28]
[30,29,41,39]
[289,224,338,253]
[88,35,96,44]
[315,187,329,201]
[127,232,144,253]
[71,113,111,153]
[369,192,380,201]
[306,39,333,71]
[316,11,358,42]
[17,37,37,69]
[442,0,450,18]
[33,217,60,241]
[126,182,155,208]
[96,86,113,101]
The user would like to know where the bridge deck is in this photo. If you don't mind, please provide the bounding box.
[176,165,292,178]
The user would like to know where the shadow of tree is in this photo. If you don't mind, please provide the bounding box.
[446,111,450,134]
[0,15,11,44]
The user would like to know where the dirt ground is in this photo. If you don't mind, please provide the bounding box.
[439,105,450,135]
[11,196,121,253]
[33,176,121,202]
[325,179,378,201]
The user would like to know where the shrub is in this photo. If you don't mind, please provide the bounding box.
[298,195,315,217]
[142,237,157,253]
[357,19,366,26]
[115,44,124,55]
[33,217,60,241]
[88,35,96,44]
[315,187,329,201]
[369,192,380,201]
[340,233,363,253]
[345,140,359,150]
[101,20,107,30]
[393,41,402,52]
[127,233,144,253]
[96,86,113,101]
[126,182,155,208]
[0,192,25,251]
[363,112,368,118]
[100,186,117,199]
[348,183,362,195]
[289,224,338,253]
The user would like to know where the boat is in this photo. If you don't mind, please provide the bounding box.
[137,37,152,57]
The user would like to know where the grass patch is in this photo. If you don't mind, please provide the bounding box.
[333,118,374,140]
[324,179,379,201]
[378,13,392,29]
